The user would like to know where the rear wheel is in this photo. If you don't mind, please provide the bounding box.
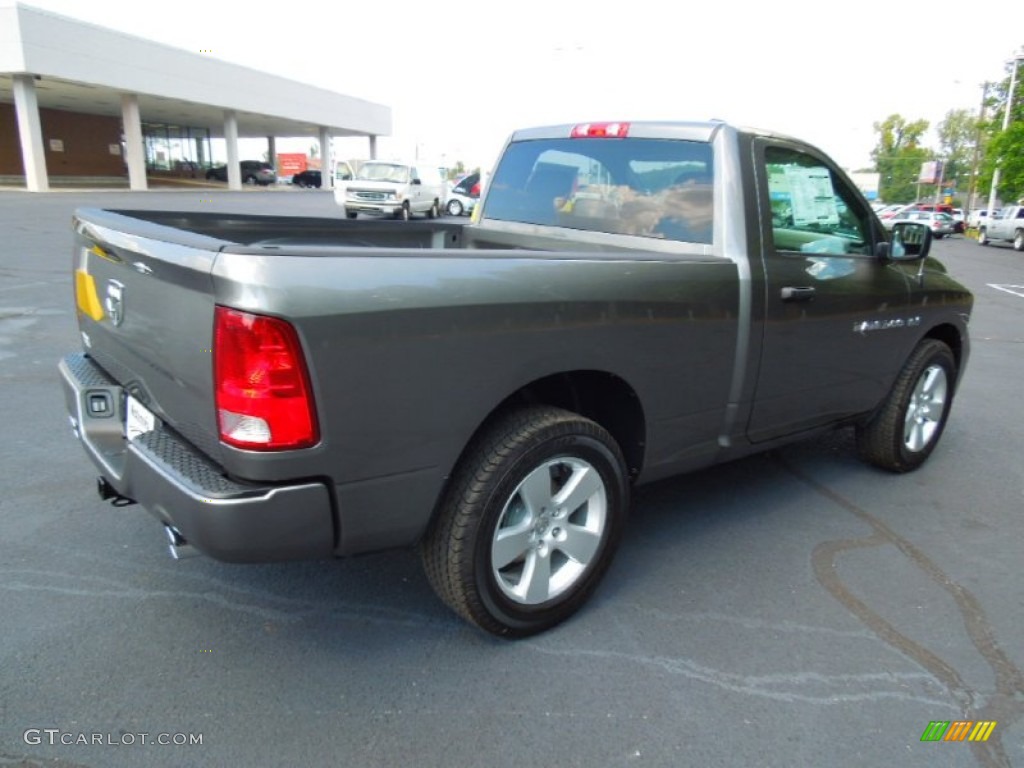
[344,210,357,220]
[1014,229,1024,251]
[978,227,989,245]
[856,339,957,473]
[421,406,629,637]
[447,199,464,217]
[427,200,439,219]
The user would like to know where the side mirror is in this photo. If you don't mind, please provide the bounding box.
[888,222,932,261]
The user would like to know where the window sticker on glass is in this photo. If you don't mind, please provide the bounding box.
[784,167,839,227]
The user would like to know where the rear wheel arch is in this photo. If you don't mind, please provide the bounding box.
[489,371,647,481]
[425,370,647,533]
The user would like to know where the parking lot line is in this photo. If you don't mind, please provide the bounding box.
[987,284,1024,299]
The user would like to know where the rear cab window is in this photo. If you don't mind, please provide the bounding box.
[484,137,714,244]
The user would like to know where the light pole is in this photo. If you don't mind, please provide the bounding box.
[986,53,1024,216]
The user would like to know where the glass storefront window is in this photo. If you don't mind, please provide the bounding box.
[142,122,211,173]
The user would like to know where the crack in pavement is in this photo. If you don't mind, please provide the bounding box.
[781,458,1023,768]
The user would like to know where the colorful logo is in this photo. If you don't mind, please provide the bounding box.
[921,721,997,742]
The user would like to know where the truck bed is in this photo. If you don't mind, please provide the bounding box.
[89,209,467,250]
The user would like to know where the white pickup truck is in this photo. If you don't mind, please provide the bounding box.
[977,204,1024,249]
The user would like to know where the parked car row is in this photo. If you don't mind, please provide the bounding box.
[875,202,965,234]
[880,209,957,238]
[204,160,277,186]
[201,160,481,219]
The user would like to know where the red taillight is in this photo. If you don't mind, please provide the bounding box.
[213,307,318,450]
[570,122,630,138]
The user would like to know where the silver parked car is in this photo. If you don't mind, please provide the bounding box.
[445,189,476,216]
[883,210,955,239]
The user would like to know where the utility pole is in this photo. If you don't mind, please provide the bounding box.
[967,82,990,212]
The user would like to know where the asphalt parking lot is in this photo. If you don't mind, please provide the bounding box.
[1,189,1021,768]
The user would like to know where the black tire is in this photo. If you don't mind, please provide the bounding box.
[243,175,256,185]
[398,203,411,221]
[427,200,439,219]
[345,210,357,220]
[978,227,989,245]
[1014,229,1024,251]
[420,406,629,637]
[447,198,464,217]
[856,339,957,473]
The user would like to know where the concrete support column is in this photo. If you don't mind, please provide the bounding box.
[224,111,240,189]
[12,75,48,192]
[369,135,377,160]
[267,135,276,173]
[120,94,147,191]
[319,127,332,190]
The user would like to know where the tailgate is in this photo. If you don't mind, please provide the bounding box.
[71,209,226,461]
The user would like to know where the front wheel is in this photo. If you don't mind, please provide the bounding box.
[344,210,357,220]
[421,406,629,637]
[1014,229,1024,251]
[978,227,989,245]
[856,339,957,472]
[397,203,411,221]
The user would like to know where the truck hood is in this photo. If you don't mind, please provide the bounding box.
[346,180,406,193]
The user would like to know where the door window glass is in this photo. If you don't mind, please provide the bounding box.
[765,146,871,255]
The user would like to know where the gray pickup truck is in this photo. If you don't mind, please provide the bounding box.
[60,120,973,636]
[977,204,1024,249]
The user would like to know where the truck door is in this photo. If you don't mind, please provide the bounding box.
[990,205,1024,241]
[746,140,913,443]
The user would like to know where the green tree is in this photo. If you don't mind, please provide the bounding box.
[935,109,976,199]
[978,58,1024,204]
[872,114,930,203]
[448,160,466,180]
[985,122,1024,202]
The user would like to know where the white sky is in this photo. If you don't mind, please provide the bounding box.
[15,0,1024,174]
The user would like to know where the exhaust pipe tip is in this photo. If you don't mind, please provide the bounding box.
[97,476,117,500]
[164,525,199,560]
[96,477,136,507]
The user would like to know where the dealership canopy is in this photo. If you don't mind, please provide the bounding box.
[0,2,392,190]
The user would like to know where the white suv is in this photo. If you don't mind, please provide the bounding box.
[335,161,445,220]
